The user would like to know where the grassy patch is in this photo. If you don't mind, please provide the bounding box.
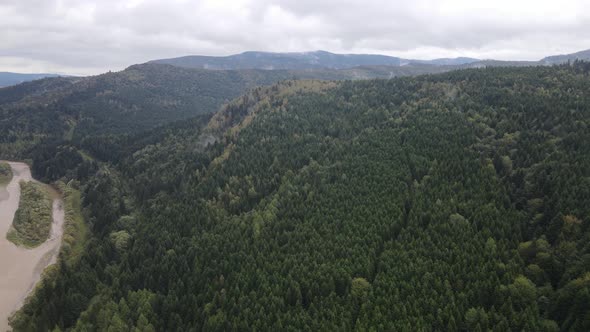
[56,181,88,265]
[0,162,12,184]
[7,181,53,248]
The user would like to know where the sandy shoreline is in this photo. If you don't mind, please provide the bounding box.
[0,161,64,332]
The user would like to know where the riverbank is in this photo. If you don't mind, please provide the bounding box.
[0,161,65,332]
[8,181,88,331]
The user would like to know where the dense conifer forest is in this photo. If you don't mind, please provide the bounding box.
[0,62,446,165]
[3,62,590,331]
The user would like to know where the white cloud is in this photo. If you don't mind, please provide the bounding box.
[1,0,589,75]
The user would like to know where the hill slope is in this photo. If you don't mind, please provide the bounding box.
[541,48,590,64]
[10,62,590,331]
[0,63,290,158]
[0,62,463,161]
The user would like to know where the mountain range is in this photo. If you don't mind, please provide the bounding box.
[150,50,480,70]
[1,48,589,88]
[151,49,590,70]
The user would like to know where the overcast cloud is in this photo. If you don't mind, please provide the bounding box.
[1,0,589,75]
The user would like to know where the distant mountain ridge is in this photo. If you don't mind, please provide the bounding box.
[541,49,590,64]
[0,72,63,88]
[408,57,480,66]
[150,50,481,70]
[150,48,590,71]
[152,50,401,70]
[3,48,588,88]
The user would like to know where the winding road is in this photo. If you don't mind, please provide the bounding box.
[0,162,64,331]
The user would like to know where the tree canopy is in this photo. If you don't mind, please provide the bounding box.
[6,62,590,331]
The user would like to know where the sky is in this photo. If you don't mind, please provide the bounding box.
[1,0,589,75]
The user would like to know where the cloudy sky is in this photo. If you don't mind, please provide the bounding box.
[1,0,589,75]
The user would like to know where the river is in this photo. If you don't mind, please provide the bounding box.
[0,162,65,331]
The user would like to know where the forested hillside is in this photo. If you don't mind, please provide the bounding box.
[0,63,287,159]
[0,62,455,164]
[7,62,590,331]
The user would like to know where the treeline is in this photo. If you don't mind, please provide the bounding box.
[7,61,590,331]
